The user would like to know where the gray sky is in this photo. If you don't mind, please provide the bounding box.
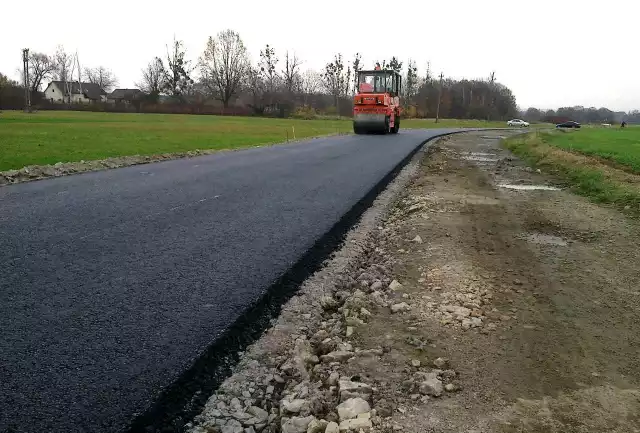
[3,0,638,111]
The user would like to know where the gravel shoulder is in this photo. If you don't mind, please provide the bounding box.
[185,130,640,433]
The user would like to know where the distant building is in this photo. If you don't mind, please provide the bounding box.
[43,81,107,104]
[107,89,143,104]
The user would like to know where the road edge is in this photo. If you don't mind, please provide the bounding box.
[124,132,460,433]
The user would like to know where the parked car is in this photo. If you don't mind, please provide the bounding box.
[507,119,530,127]
[556,121,581,129]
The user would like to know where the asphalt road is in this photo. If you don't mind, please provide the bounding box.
[0,128,461,433]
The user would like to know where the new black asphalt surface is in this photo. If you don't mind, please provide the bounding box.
[0,129,461,433]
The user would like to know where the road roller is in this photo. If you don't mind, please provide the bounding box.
[353,65,402,134]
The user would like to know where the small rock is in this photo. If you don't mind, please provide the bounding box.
[390,302,411,313]
[462,317,482,329]
[374,399,393,418]
[433,357,449,368]
[419,377,443,397]
[445,383,457,392]
[281,399,311,415]
[370,280,383,292]
[411,235,423,244]
[346,326,354,338]
[338,380,373,402]
[281,416,317,433]
[306,418,328,433]
[337,398,370,421]
[318,338,337,355]
[389,280,403,291]
[441,369,456,380]
[327,372,340,386]
[324,421,340,433]
[338,417,372,431]
[321,351,354,363]
[411,360,421,367]
[320,296,339,311]
[247,406,268,422]
[360,307,371,316]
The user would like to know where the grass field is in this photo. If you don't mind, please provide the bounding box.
[504,127,640,215]
[0,111,510,171]
[540,127,640,172]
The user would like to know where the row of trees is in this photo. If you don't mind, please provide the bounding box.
[3,29,519,119]
[521,106,639,124]
[131,30,519,119]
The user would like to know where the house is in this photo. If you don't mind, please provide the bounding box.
[43,81,107,104]
[107,88,143,104]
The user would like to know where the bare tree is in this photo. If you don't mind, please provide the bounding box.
[301,69,321,94]
[351,53,362,95]
[199,29,249,108]
[259,44,280,109]
[162,36,194,101]
[245,66,267,114]
[300,69,321,106]
[404,59,418,103]
[281,51,302,94]
[25,52,56,94]
[84,66,119,91]
[322,54,346,109]
[53,45,74,82]
[136,57,165,95]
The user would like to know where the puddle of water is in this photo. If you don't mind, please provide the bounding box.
[525,233,568,246]
[498,184,560,191]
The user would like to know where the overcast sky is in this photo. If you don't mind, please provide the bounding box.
[2,0,638,111]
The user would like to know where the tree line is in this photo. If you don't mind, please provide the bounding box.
[1,30,519,120]
[521,106,639,125]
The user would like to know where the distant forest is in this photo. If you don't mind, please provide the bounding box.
[520,106,639,125]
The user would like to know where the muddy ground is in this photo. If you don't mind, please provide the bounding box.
[187,130,640,433]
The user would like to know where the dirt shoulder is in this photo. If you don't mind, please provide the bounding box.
[186,130,640,433]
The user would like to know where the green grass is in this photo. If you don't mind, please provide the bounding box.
[503,129,640,215]
[539,126,640,173]
[0,110,515,171]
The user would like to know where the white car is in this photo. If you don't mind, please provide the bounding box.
[507,119,530,127]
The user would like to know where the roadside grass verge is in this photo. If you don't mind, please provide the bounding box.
[0,111,351,171]
[503,129,640,216]
[536,126,640,173]
[1,110,524,171]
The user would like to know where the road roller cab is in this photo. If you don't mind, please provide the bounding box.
[353,66,402,134]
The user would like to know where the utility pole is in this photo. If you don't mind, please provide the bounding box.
[22,48,31,112]
[488,71,496,121]
[435,72,444,123]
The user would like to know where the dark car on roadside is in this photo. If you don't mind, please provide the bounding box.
[556,121,581,128]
